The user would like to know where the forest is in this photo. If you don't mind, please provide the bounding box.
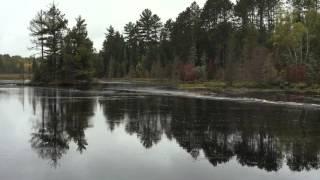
[29,0,320,86]
[0,54,31,74]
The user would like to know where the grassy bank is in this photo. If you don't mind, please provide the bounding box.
[26,77,320,94]
[0,74,32,80]
[96,78,320,94]
[178,81,320,94]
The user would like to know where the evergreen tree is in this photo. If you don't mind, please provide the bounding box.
[102,27,126,78]
[137,9,162,44]
[159,19,175,66]
[124,22,139,71]
[201,0,233,66]
[136,9,163,71]
[30,3,68,82]
[172,2,201,62]
[44,4,68,80]
[29,10,46,62]
[63,16,94,80]
[28,0,320,84]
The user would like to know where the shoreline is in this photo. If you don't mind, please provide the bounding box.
[98,79,320,95]
[2,78,320,95]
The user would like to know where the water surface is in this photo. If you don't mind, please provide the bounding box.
[1,85,320,180]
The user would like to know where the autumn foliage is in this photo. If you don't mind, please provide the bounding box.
[286,65,306,83]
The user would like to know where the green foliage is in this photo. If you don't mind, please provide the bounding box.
[137,9,162,44]
[273,20,308,64]
[0,55,31,74]
[27,0,320,85]
[30,4,95,83]
[30,3,68,82]
[171,2,201,62]
[101,26,126,78]
[63,16,94,81]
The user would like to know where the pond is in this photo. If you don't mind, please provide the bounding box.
[1,84,320,180]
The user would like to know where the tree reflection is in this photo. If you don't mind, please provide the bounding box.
[29,88,95,167]
[99,95,320,172]
[26,87,320,172]
[101,97,164,149]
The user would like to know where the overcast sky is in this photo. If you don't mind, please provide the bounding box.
[0,0,210,57]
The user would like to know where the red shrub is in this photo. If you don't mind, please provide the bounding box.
[177,63,199,81]
[286,64,306,83]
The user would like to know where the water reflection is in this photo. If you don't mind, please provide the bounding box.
[27,87,320,171]
[29,88,95,167]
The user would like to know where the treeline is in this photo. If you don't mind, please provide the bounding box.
[30,0,320,84]
[0,54,31,74]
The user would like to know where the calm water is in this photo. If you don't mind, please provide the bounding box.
[1,84,320,180]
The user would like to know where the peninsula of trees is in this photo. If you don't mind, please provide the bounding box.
[29,0,320,86]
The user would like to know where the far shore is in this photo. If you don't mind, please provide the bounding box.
[0,73,32,81]
[0,76,315,95]
[1,74,319,95]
